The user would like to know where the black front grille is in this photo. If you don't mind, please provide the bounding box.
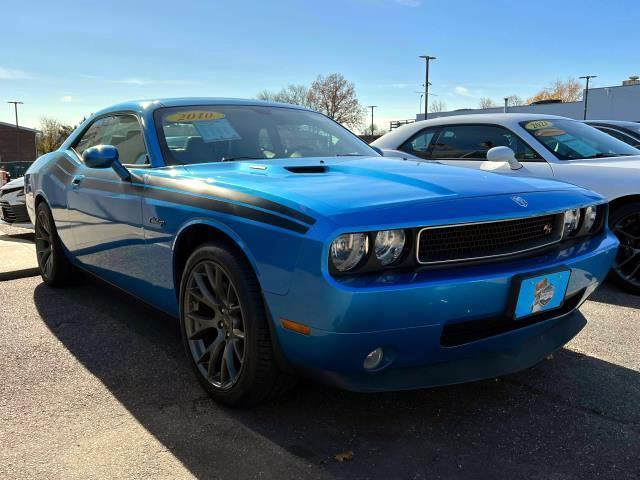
[0,201,30,224]
[417,214,563,264]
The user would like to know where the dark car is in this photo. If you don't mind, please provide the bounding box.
[585,120,640,149]
[0,177,30,226]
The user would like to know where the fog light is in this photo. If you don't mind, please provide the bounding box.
[363,347,384,370]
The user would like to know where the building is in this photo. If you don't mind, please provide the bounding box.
[416,77,640,122]
[0,121,38,178]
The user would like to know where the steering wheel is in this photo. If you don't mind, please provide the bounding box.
[288,146,320,158]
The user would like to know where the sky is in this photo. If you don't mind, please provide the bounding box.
[1,0,638,132]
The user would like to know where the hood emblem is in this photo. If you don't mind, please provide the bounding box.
[511,196,528,208]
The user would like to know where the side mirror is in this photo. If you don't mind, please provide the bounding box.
[486,146,523,170]
[83,145,131,181]
[370,146,384,156]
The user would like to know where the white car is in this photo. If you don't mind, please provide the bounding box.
[373,114,640,294]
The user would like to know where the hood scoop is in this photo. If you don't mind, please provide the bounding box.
[285,165,328,174]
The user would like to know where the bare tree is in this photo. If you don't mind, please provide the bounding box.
[307,73,365,130]
[430,99,447,113]
[37,117,74,155]
[479,97,498,109]
[505,95,525,107]
[257,84,312,108]
[361,123,387,136]
[528,78,583,104]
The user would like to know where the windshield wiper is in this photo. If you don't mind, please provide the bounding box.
[336,153,366,157]
[220,156,265,162]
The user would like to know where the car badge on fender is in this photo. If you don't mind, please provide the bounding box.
[511,196,528,207]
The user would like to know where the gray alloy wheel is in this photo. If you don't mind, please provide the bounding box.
[184,260,246,390]
[35,208,55,279]
[179,242,295,406]
[34,202,73,287]
[611,205,640,295]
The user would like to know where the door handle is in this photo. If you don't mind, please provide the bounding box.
[71,175,84,187]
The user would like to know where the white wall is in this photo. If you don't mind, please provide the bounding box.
[417,83,640,122]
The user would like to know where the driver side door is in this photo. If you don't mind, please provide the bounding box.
[66,114,148,289]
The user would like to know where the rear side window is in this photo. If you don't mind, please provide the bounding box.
[74,115,148,165]
[431,125,540,161]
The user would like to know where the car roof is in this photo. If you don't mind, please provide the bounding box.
[373,113,575,148]
[93,97,312,117]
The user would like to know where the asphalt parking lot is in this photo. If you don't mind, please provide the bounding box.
[0,227,638,479]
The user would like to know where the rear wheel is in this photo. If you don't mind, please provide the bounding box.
[34,202,74,287]
[179,242,294,406]
[609,202,640,295]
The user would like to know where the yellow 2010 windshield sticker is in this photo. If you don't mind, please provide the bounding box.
[166,111,226,122]
[525,120,553,130]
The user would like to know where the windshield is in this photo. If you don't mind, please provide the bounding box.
[156,105,375,165]
[521,119,640,160]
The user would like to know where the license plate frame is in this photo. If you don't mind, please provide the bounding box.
[508,267,572,320]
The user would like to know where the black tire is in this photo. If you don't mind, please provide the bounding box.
[34,202,74,287]
[179,242,294,407]
[608,201,640,295]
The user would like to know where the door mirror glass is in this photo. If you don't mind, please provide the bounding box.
[486,146,523,170]
[83,145,119,169]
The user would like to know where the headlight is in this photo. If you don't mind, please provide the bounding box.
[374,230,406,266]
[563,208,581,237]
[583,205,598,232]
[330,233,368,272]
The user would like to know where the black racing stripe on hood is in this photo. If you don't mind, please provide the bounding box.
[146,187,309,234]
[146,175,316,225]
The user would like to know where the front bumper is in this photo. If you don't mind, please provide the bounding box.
[264,231,618,392]
[0,198,30,225]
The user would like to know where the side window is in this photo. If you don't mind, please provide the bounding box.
[400,129,437,159]
[103,116,148,165]
[74,117,112,157]
[595,127,638,147]
[431,125,540,161]
[74,115,148,165]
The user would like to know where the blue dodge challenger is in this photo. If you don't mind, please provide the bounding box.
[25,98,618,406]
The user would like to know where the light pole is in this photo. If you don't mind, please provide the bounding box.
[419,55,436,119]
[579,75,597,120]
[367,105,378,136]
[504,97,509,113]
[7,101,24,161]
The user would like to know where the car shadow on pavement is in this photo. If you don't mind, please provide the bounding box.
[589,283,640,310]
[33,278,640,480]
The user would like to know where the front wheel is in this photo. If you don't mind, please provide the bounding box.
[609,202,640,295]
[179,242,294,406]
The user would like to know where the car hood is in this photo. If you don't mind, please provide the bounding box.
[172,157,582,217]
[0,176,23,191]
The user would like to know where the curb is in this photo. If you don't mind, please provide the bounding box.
[0,268,40,282]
